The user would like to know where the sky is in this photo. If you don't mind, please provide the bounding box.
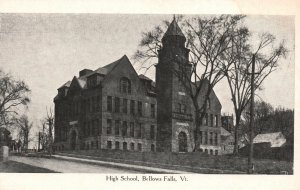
[0,14,294,143]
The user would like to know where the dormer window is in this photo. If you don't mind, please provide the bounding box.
[87,74,102,88]
[120,77,131,94]
[58,87,68,97]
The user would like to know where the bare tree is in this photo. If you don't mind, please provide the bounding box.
[37,119,49,151]
[223,28,287,154]
[0,69,30,127]
[14,115,33,150]
[45,107,54,155]
[134,15,245,151]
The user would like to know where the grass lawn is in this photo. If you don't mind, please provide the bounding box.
[57,150,293,174]
[0,161,57,173]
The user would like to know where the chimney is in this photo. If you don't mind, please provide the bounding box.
[79,69,93,77]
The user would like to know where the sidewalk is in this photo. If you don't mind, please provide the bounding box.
[9,155,138,173]
[53,154,195,174]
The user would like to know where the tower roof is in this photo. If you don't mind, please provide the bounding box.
[162,17,185,39]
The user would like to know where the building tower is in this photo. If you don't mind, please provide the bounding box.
[155,17,194,152]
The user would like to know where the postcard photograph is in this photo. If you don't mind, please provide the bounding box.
[0,13,294,176]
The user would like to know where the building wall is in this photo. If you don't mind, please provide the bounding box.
[54,58,157,152]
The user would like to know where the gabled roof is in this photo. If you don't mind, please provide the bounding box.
[220,127,231,136]
[163,17,185,39]
[58,55,130,91]
[253,132,286,147]
[58,81,71,89]
[139,74,152,81]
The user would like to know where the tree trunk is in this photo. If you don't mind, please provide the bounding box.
[194,109,202,152]
[233,113,241,155]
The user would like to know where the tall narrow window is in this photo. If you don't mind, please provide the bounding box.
[98,119,102,135]
[83,122,86,137]
[203,113,208,125]
[214,133,218,145]
[204,132,208,144]
[137,123,142,138]
[115,141,120,150]
[123,99,128,114]
[122,121,127,137]
[92,120,95,135]
[210,114,213,127]
[151,144,155,152]
[107,96,112,112]
[130,122,134,137]
[209,132,213,145]
[150,104,155,118]
[123,142,128,150]
[90,97,93,112]
[87,99,90,113]
[138,143,142,151]
[130,143,134,151]
[107,141,112,149]
[138,101,142,116]
[150,125,155,140]
[107,119,112,135]
[115,120,120,136]
[120,77,131,94]
[87,122,90,137]
[96,95,101,112]
[130,100,135,115]
[114,97,120,113]
[215,115,218,127]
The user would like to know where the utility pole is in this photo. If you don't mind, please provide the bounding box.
[38,132,41,151]
[248,54,256,174]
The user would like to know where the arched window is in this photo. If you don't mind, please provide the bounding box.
[120,77,131,93]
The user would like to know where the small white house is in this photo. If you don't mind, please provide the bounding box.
[253,132,286,147]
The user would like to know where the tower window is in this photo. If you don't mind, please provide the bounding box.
[120,77,131,94]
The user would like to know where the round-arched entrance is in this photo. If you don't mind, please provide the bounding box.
[178,132,188,152]
[70,130,77,150]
